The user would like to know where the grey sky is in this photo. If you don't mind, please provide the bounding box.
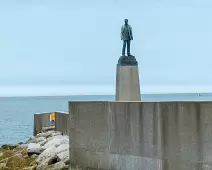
[0,0,212,95]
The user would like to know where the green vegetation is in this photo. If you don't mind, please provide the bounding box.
[0,147,35,170]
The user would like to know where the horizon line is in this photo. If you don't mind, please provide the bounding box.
[0,92,212,98]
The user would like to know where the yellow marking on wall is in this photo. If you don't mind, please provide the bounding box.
[50,112,56,121]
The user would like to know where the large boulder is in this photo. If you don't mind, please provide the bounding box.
[36,145,57,164]
[36,157,51,170]
[42,137,69,150]
[45,161,66,170]
[27,143,42,155]
[27,137,46,144]
[38,139,48,146]
[30,154,38,159]
[57,150,69,163]
[47,135,64,142]
[50,132,62,137]
[56,144,69,154]
[36,131,54,138]
[36,155,58,170]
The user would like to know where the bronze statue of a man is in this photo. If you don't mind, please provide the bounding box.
[121,19,133,56]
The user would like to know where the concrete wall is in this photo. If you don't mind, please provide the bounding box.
[69,101,212,170]
[34,111,68,136]
[33,112,55,136]
[55,112,69,135]
[115,66,141,101]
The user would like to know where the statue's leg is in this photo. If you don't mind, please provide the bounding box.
[122,40,126,56]
[127,40,131,56]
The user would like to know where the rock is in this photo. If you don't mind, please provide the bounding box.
[41,126,55,132]
[57,150,69,163]
[45,161,66,170]
[0,163,6,169]
[1,144,19,150]
[41,139,60,150]
[28,137,46,144]
[16,144,28,150]
[47,135,64,142]
[38,139,48,146]
[42,137,69,150]
[36,137,46,143]
[64,159,70,165]
[36,131,54,138]
[35,133,47,138]
[26,137,35,144]
[56,144,69,154]
[30,154,38,159]
[36,155,58,170]
[36,145,57,164]
[27,143,42,155]
[36,158,50,170]
[51,131,62,137]
[23,166,37,170]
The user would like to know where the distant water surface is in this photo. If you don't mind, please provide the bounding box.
[0,93,212,146]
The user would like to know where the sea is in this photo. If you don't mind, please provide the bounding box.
[0,93,212,146]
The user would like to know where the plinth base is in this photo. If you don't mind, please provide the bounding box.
[117,55,138,66]
[115,65,141,101]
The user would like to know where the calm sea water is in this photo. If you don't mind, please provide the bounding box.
[0,93,212,146]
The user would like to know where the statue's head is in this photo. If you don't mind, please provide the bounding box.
[125,19,128,25]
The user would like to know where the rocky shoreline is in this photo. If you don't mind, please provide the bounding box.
[0,130,70,170]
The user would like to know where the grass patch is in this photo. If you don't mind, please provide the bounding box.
[6,155,32,168]
[0,149,14,162]
[0,148,35,170]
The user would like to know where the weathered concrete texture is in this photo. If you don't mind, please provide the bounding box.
[34,113,55,136]
[55,112,69,135]
[115,66,141,101]
[69,101,212,170]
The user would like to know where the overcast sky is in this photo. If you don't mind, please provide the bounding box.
[0,0,212,96]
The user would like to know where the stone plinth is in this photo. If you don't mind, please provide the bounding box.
[116,55,141,101]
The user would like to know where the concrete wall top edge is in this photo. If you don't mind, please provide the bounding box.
[68,101,110,104]
[68,101,212,104]
[55,111,68,114]
[35,111,67,115]
[35,112,51,115]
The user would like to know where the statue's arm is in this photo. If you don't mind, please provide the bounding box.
[130,26,133,40]
[121,26,123,40]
